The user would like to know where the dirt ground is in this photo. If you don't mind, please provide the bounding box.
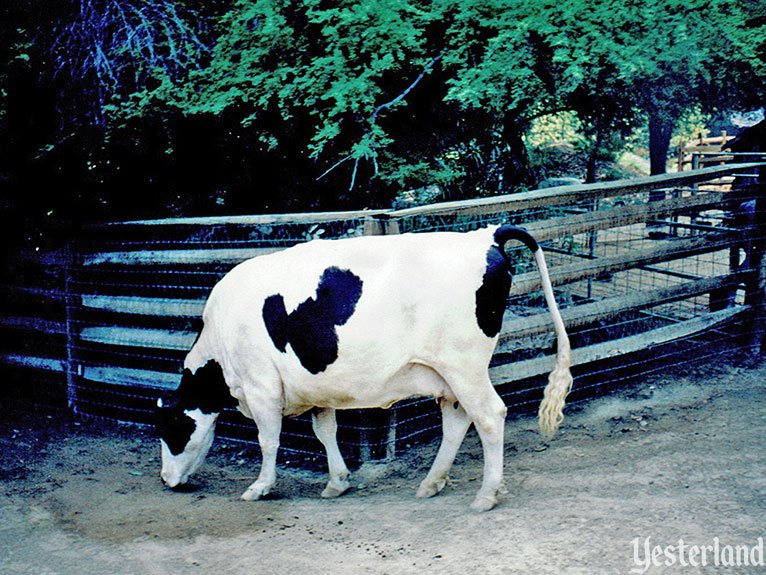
[2,356,765,575]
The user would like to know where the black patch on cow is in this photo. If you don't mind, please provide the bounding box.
[262,267,364,374]
[177,360,235,414]
[156,359,235,455]
[157,405,196,455]
[475,244,512,338]
[263,294,289,352]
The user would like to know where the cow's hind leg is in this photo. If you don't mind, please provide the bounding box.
[312,408,351,498]
[466,387,507,511]
[417,400,472,499]
[241,409,282,501]
[444,372,507,511]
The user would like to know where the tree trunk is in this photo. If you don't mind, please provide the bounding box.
[649,113,672,175]
[584,129,603,184]
[648,110,673,202]
[502,109,535,190]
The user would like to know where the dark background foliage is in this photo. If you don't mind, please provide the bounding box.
[1,0,764,249]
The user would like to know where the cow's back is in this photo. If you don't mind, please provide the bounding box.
[197,227,503,414]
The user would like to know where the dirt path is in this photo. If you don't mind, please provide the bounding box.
[2,357,765,574]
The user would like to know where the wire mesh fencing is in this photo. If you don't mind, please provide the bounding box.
[2,161,765,465]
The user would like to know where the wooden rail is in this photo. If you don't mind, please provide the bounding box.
[382,163,761,222]
[81,295,205,317]
[522,192,725,242]
[511,233,738,295]
[102,209,389,227]
[83,247,284,267]
[76,163,760,231]
[497,273,745,348]
[491,306,748,384]
[676,131,735,171]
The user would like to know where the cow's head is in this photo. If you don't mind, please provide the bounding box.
[156,360,233,489]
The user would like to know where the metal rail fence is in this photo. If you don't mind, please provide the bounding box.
[2,162,765,464]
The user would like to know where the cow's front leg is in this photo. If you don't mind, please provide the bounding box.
[241,411,282,501]
[311,408,351,498]
[417,399,472,498]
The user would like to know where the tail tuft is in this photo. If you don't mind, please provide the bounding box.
[538,340,573,440]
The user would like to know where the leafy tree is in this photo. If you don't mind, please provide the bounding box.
[499,0,766,178]
[615,0,765,174]
[2,0,765,224]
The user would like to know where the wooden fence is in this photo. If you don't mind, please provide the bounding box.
[2,161,765,462]
[676,130,735,172]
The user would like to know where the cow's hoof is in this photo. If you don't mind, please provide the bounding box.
[470,493,497,512]
[240,484,270,501]
[416,476,447,499]
[321,480,350,499]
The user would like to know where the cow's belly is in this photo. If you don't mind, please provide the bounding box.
[281,362,454,416]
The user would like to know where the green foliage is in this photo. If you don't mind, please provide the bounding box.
[5,0,766,216]
[76,0,766,197]
[527,113,582,148]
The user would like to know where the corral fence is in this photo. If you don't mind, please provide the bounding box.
[3,161,765,464]
[676,130,735,172]
[677,129,764,175]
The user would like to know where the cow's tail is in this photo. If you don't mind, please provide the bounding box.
[495,225,573,440]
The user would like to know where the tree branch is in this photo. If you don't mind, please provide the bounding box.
[370,54,442,123]
[316,154,353,181]
[316,54,443,188]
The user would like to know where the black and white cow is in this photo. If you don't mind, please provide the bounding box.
[157,225,572,511]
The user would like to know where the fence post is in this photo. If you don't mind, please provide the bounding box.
[63,243,79,412]
[677,142,684,172]
[363,215,384,236]
[746,178,766,354]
